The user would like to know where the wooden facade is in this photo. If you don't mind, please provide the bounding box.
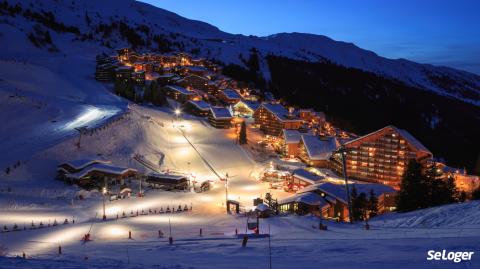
[331,125,432,188]
[253,104,302,137]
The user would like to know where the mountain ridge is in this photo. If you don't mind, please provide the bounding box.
[1,0,479,106]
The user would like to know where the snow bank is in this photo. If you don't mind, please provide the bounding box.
[371,201,480,228]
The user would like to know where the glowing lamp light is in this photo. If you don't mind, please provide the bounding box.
[175,109,181,115]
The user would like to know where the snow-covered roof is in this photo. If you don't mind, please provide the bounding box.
[345,125,431,154]
[182,65,208,72]
[262,103,301,122]
[158,73,175,78]
[292,169,324,184]
[210,107,233,119]
[283,129,302,144]
[116,66,134,71]
[146,173,188,184]
[222,89,242,100]
[66,164,137,180]
[279,192,329,207]
[59,159,110,171]
[298,181,395,204]
[184,74,209,81]
[255,203,270,212]
[188,100,210,111]
[165,85,195,95]
[234,100,260,111]
[301,135,339,161]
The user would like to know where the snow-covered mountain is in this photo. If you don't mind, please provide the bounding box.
[1,0,479,106]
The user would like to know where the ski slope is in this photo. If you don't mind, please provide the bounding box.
[0,105,479,268]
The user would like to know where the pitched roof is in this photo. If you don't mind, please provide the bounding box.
[282,129,301,144]
[345,125,431,154]
[222,89,242,100]
[59,159,110,170]
[298,181,395,204]
[181,65,208,73]
[188,100,210,111]
[261,103,301,122]
[210,107,233,119]
[184,74,209,81]
[278,192,330,207]
[292,169,324,184]
[66,164,137,180]
[165,85,194,95]
[301,135,339,161]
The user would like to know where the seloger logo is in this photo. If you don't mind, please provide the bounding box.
[427,250,474,263]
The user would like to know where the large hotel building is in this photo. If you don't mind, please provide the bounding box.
[331,125,432,188]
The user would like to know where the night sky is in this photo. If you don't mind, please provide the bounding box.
[141,0,480,74]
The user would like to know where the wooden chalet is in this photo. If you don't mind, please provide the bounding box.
[145,173,189,191]
[208,107,233,129]
[164,85,197,103]
[253,103,302,136]
[331,125,433,188]
[184,100,211,117]
[298,135,339,168]
[218,89,242,105]
[233,100,260,118]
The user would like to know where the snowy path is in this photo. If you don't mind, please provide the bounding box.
[0,105,479,268]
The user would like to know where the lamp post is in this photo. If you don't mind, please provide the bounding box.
[225,173,229,214]
[102,187,107,221]
[174,108,181,123]
[338,146,353,223]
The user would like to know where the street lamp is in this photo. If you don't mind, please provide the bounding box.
[338,146,353,223]
[102,187,107,221]
[175,108,181,120]
[225,173,229,214]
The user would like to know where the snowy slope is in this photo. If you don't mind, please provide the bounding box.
[1,0,479,106]
[371,200,480,228]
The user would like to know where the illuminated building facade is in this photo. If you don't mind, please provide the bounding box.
[253,103,303,137]
[331,125,432,188]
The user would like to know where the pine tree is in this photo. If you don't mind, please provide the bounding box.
[356,193,368,221]
[425,163,457,207]
[368,189,378,218]
[114,78,125,96]
[239,121,247,145]
[124,82,135,101]
[350,185,364,221]
[396,159,427,212]
[143,83,152,103]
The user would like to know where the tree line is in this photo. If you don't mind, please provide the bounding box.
[114,79,167,106]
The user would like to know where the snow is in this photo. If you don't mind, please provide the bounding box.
[298,181,395,204]
[278,192,326,206]
[292,169,324,184]
[188,100,210,111]
[300,135,338,161]
[0,0,479,267]
[66,163,137,180]
[221,89,242,99]
[59,159,110,171]
[165,85,192,95]
[283,129,302,144]
[209,107,232,119]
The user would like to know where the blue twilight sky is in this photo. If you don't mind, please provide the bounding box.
[141,0,480,74]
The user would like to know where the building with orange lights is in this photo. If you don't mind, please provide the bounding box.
[439,164,480,193]
[331,125,433,188]
[208,107,233,128]
[218,89,242,105]
[298,135,339,168]
[164,85,197,103]
[253,103,303,136]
